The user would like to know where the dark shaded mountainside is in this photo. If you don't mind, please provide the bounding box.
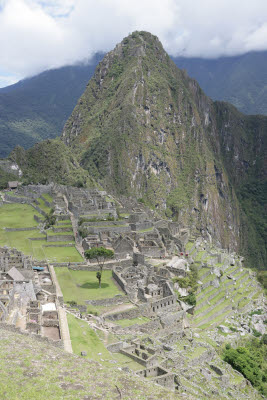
[0,55,103,157]
[8,32,267,269]
[0,49,267,159]
[173,51,267,115]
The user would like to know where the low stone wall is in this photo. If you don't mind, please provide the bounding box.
[5,227,37,232]
[105,307,142,321]
[160,310,184,327]
[85,295,127,307]
[31,204,47,217]
[57,215,70,221]
[112,268,127,291]
[4,194,31,204]
[53,227,73,233]
[106,341,125,353]
[120,349,147,366]
[120,319,162,334]
[42,319,59,327]
[47,235,74,242]
[34,215,44,223]
[0,322,63,348]
[44,244,75,248]
[40,195,52,208]
[141,247,164,258]
[88,226,131,234]
[130,221,153,231]
[29,237,46,241]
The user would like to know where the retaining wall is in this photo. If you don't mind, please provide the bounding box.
[47,235,74,242]
[0,322,63,348]
[5,227,37,232]
[85,295,128,307]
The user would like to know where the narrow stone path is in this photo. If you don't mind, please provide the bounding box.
[62,194,84,259]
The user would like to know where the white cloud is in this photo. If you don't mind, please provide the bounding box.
[0,0,267,83]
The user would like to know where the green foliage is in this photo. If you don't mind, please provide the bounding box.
[257,271,267,293]
[10,139,94,188]
[253,329,262,338]
[186,293,196,306]
[230,326,237,332]
[44,208,56,229]
[108,56,124,79]
[173,264,199,306]
[249,309,263,316]
[173,277,189,288]
[223,338,267,396]
[0,166,18,189]
[78,227,87,239]
[84,247,114,278]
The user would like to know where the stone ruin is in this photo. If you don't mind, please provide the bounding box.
[0,246,62,344]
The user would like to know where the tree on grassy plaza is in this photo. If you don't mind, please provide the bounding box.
[84,247,114,288]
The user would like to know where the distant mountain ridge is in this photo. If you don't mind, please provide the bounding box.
[173,51,267,115]
[0,54,103,157]
[0,49,267,158]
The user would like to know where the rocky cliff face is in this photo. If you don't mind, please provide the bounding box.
[61,31,266,265]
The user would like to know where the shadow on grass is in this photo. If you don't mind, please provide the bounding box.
[79,282,109,289]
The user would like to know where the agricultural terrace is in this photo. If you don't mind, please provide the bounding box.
[0,202,82,262]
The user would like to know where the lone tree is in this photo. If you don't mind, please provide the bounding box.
[84,247,114,288]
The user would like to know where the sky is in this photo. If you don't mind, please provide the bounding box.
[0,0,267,87]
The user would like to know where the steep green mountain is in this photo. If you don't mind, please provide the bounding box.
[173,51,267,115]
[0,49,267,159]
[0,56,102,157]
[9,139,95,187]
[61,31,266,268]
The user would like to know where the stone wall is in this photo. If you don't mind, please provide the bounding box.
[105,306,144,321]
[5,227,37,232]
[31,204,47,217]
[47,235,74,242]
[34,215,44,223]
[85,295,127,307]
[0,322,63,348]
[4,194,31,204]
[88,226,131,234]
[120,349,147,366]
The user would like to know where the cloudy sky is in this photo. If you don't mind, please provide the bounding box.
[0,0,267,87]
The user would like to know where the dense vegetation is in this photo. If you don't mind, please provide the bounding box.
[0,166,17,189]
[223,337,267,396]
[9,139,96,187]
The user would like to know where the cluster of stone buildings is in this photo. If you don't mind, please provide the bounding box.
[0,246,63,344]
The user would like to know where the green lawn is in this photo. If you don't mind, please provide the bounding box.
[36,197,52,213]
[67,313,111,361]
[43,247,83,263]
[55,268,124,304]
[67,314,141,370]
[0,203,38,228]
[41,193,53,202]
[0,203,82,262]
[114,316,150,327]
